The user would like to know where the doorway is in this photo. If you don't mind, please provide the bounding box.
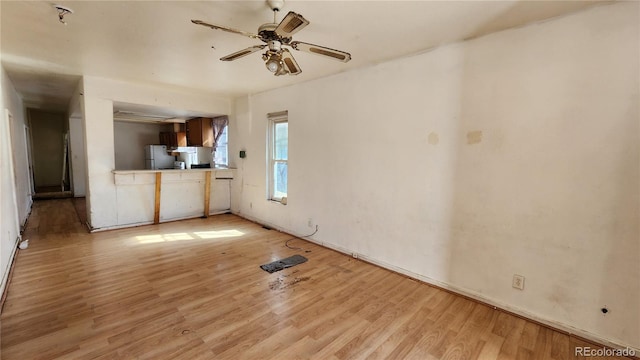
[27,109,71,199]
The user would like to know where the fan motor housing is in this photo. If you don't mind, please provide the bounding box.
[268,40,282,51]
[258,23,291,43]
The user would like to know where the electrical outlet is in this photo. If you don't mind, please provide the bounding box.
[307,218,313,227]
[512,274,525,290]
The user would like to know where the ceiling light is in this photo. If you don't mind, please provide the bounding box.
[265,58,280,73]
[263,52,286,75]
[54,5,73,25]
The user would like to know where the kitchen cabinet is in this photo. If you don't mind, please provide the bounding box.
[186,117,213,147]
[159,131,186,148]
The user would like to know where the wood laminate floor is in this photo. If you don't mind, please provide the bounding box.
[0,199,630,359]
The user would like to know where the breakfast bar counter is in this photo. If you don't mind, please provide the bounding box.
[109,168,236,227]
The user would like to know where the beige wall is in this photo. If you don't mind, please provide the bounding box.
[232,3,639,350]
[113,121,172,170]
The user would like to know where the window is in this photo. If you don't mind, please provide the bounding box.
[212,116,229,167]
[268,111,288,201]
[213,126,228,167]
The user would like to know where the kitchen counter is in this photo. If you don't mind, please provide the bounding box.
[112,167,235,174]
[110,168,235,226]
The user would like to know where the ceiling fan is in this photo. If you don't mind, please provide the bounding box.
[191,0,351,76]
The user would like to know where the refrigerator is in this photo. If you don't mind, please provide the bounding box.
[144,145,176,170]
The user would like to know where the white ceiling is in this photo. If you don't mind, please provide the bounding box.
[1,0,609,113]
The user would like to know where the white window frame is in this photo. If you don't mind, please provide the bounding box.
[268,111,288,202]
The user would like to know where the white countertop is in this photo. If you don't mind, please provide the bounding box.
[112,168,236,174]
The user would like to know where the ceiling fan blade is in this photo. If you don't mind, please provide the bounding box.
[191,20,259,39]
[220,45,266,61]
[290,41,351,62]
[280,49,302,75]
[275,12,309,38]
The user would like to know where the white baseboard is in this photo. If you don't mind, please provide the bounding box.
[0,235,20,303]
[90,221,155,233]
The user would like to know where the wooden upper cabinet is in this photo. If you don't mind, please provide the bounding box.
[186,117,213,147]
[159,131,186,148]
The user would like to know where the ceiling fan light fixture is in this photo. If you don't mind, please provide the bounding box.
[265,53,282,73]
[275,66,289,76]
[264,52,290,76]
[266,60,280,73]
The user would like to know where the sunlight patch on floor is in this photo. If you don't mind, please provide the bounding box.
[135,229,245,244]
[193,229,244,239]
